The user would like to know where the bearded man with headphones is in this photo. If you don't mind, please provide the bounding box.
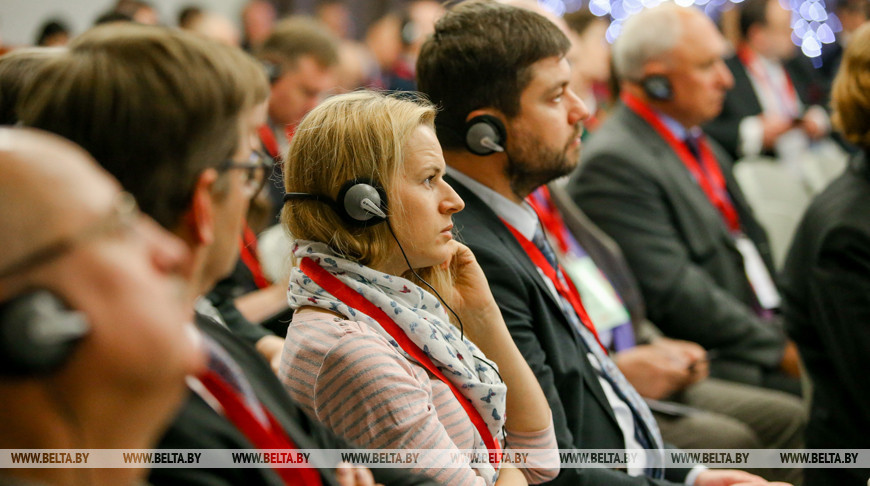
[0,128,205,486]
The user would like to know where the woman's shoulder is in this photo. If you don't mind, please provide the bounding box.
[285,309,380,351]
[282,308,432,402]
[285,308,417,370]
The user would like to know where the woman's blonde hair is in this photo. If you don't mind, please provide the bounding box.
[832,23,870,149]
[282,90,456,309]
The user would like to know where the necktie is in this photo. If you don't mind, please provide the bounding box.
[684,134,701,161]
[532,227,665,477]
[532,228,559,270]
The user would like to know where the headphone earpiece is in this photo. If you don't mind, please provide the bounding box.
[0,290,90,377]
[336,179,387,226]
[641,74,673,102]
[464,114,506,156]
[284,178,388,228]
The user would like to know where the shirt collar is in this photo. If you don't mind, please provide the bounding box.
[447,167,540,240]
[654,109,702,141]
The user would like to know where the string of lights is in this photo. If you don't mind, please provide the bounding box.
[536,0,841,63]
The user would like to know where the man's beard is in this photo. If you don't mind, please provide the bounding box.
[505,127,581,199]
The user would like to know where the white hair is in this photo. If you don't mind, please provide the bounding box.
[612,3,685,82]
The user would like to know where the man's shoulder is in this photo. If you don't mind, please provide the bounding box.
[583,106,655,160]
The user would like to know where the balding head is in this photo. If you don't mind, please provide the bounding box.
[0,128,119,280]
[0,127,204,466]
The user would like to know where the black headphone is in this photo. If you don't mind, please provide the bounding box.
[284,178,388,228]
[464,114,506,156]
[641,74,674,101]
[0,290,90,377]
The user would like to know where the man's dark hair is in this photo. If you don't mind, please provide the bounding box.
[739,0,772,39]
[416,0,569,150]
[35,20,70,46]
[178,5,204,29]
[19,23,267,228]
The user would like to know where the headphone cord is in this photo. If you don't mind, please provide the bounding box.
[386,219,466,341]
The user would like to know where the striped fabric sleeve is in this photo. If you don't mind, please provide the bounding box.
[504,412,560,484]
[282,317,485,485]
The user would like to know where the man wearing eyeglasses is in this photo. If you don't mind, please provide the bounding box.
[18,24,433,486]
[0,127,205,486]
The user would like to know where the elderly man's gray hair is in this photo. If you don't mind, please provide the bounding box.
[612,3,685,82]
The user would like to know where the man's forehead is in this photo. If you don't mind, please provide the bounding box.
[294,54,332,76]
[673,14,726,61]
[525,56,570,89]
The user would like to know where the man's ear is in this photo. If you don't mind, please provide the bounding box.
[641,60,669,80]
[465,109,504,125]
[184,169,219,246]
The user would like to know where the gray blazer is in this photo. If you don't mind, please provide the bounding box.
[566,103,787,387]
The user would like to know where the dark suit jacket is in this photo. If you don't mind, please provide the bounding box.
[150,314,434,486]
[567,103,788,388]
[780,151,870,485]
[703,54,828,160]
[448,174,691,486]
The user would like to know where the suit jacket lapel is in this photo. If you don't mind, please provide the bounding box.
[620,106,741,250]
[445,173,619,423]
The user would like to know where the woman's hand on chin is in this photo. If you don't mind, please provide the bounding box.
[444,240,502,335]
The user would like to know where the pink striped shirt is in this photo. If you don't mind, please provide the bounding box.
[279,310,559,485]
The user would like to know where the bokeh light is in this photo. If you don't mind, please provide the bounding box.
[547,0,839,60]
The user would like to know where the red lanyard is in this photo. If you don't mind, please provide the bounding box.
[500,219,606,353]
[257,124,296,160]
[622,92,741,233]
[198,370,324,486]
[299,257,501,467]
[737,45,799,118]
[258,125,280,159]
[239,224,270,290]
